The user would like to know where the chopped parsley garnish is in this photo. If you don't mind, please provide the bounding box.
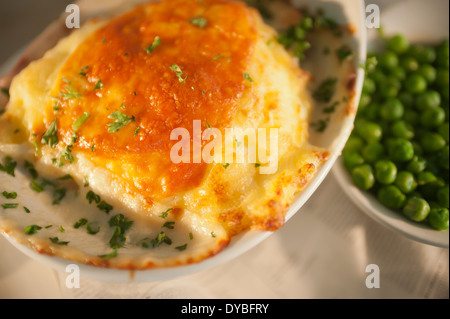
[108,214,134,249]
[94,79,103,90]
[149,232,172,248]
[30,180,44,193]
[60,85,81,100]
[59,225,65,233]
[313,78,338,103]
[24,207,30,213]
[134,126,141,136]
[175,244,188,251]
[213,54,224,61]
[24,161,38,179]
[311,117,331,133]
[206,122,211,129]
[336,45,354,63]
[189,232,194,240]
[170,64,188,83]
[52,188,67,205]
[211,232,216,238]
[74,218,88,229]
[72,112,90,131]
[25,225,42,235]
[243,73,253,82]
[107,111,136,133]
[83,176,89,187]
[86,190,101,204]
[79,66,89,76]
[323,101,340,114]
[91,144,96,152]
[45,225,53,229]
[255,163,261,168]
[0,156,17,177]
[57,174,73,180]
[163,221,175,229]
[222,163,230,169]
[99,249,118,260]
[2,191,17,199]
[145,36,161,54]
[49,237,69,246]
[87,222,100,235]
[189,16,207,28]
[1,203,18,209]
[97,200,113,214]
[159,208,173,219]
[41,119,59,148]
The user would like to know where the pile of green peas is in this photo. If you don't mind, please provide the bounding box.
[343,34,449,231]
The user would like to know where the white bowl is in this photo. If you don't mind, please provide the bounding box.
[1,0,367,283]
[333,0,449,248]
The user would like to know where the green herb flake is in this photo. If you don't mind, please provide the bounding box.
[134,126,141,136]
[243,73,253,83]
[59,225,65,233]
[49,237,69,246]
[336,45,354,63]
[211,232,216,238]
[94,79,103,91]
[74,218,88,229]
[97,200,113,214]
[0,156,17,177]
[91,144,96,152]
[87,222,100,235]
[57,174,73,180]
[189,232,194,240]
[323,101,340,114]
[163,221,175,229]
[52,188,67,205]
[72,112,90,132]
[311,117,330,133]
[24,207,30,213]
[45,225,53,229]
[150,232,172,248]
[107,111,136,133]
[86,191,101,204]
[60,85,81,100]
[255,163,261,168]
[170,64,188,83]
[1,87,10,98]
[25,225,42,235]
[83,176,89,187]
[313,78,338,103]
[175,244,188,251]
[213,54,224,61]
[41,119,59,148]
[79,66,89,76]
[159,208,173,219]
[30,180,44,193]
[222,163,230,169]
[145,36,162,54]
[189,16,207,28]
[99,249,118,260]
[1,203,18,209]
[2,191,17,199]
[24,161,38,179]
[108,214,134,249]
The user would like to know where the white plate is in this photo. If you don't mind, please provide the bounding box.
[1,0,367,283]
[333,0,449,248]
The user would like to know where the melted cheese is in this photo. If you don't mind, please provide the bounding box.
[0,0,328,269]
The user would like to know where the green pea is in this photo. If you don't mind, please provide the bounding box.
[403,197,431,222]
[412,141,423,156]
[359,93,372,109]
[364,103,380,121]
[400,56,419,73]
[379,78,401,99]
[343,151,365,171]
[344,135,365,153]
[355,121,383,143]
[369,69,386,84]
[415,90,441,112]
[406,156,427,174]
[403,109,419,126]
[405,74,427,94]
[362,142,385,163]
[391,121,415,139]
[375,160,398,185]
[388,138,415,162]
[378,185,407,209]
[428,208,449,231]
[437,185,449,209]
[352,165,375,190]
[420,132,446,153]
[395,171,418,194]
[438,146,449,170]
[438,123,449,143]
[380,99,404,122]
[417,64,437,84]
[398,92,415,108]
[379,51,399,69]
[362,78,376,95]
[390,66,406,81]
[417,171,438,186]
[410,44,436,64]
[436,39,449,69]
[388,34,410,54]
[420,107,446,128]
